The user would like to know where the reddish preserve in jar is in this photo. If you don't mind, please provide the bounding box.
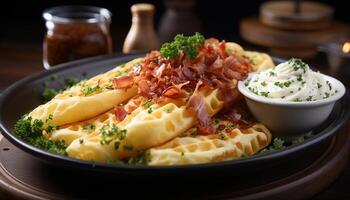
[43,6,112,69]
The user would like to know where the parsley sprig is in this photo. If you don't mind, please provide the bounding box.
[14,115,66,155]
[160,33,205,60]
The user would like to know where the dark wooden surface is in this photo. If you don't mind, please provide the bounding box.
[0,43,350,199]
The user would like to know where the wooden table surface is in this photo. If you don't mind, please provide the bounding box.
[0,43,349,199]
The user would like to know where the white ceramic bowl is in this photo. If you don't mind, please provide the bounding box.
[238,73,346,136]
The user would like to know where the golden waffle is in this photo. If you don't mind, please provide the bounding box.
[148,124,272,165]
[29,58,141,126]
[66,88,224,162]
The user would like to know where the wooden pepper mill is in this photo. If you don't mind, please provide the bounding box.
[123,3,160,54]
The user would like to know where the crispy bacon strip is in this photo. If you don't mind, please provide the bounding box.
[186,93,214,135]
[112,76,134,89]
[114,106,127,122]
[218,101,255,129]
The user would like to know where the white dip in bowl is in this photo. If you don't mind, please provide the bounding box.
[238,58,346,136]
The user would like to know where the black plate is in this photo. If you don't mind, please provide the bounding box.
[0,54,349,181]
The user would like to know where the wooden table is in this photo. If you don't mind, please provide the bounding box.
[0,43,350,199]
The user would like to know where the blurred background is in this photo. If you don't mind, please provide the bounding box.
[0,0,349,90]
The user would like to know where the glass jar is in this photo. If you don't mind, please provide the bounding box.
[43,6,112,69]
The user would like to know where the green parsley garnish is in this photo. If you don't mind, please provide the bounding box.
[142,99,153,108]
[219,133,226,140]
[214,119,220,124]
[317,83,322,89]
[227,124,236,129]
[82,124,96,133]
[261,81,267,87]
[288,58,308,73]
[190,131,197,137]
[324,92,330,99]
[260,91,269,97]
[293,98,302,102]
[81,85,102,96]
[64,77,78,88]
[42,88,58,103]
[160,33,205,60]
[326,81,332,90]
[127,151,150,165]
[260,138,286,155]
[306,96,313,101]
[114,141,120,150]
[147,107,153,114]
[14,115,66,155]
[99,124,127,145]
[123,144,133,151]
[79,139,84,144]
[115,71,122,77]
[269,71,276,76]
[297,74,303,82]
[165,108,172,113]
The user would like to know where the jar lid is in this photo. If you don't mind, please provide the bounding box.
[43,6,112,24]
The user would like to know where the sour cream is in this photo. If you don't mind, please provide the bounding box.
[244,58,335,102]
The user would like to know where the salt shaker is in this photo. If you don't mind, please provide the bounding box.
[123,4,160,54]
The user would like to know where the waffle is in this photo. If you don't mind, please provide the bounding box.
[29,58,141,126]
[148,124,272,165]
[244,51,275,72]
[66,88,224,162]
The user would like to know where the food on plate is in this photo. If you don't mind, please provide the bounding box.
[15,33,276,165]
[29,58,141,125]
[244,58,336,102]
[149,123,271,165]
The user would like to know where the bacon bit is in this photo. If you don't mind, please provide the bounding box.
[114,106,127,122]
[218,100,255,129]
[217,124,226,131]
[126,104,138,113]
[153,63,166,77]
[138,80,151,97]
[162,86,185,99]
[113,76,134,89]
[186,94,214,135]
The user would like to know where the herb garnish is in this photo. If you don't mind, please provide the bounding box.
[123,144,133,151]
[260,91,269,97]
[82,123,96,133]
[127,151,150,165]
[326,81,332,90]
[42,76,79,103]
[288,58,308,73]
[14,115,66,155]
[160,33,205,60]
[190,131,197,137]
[99,124,127,145]
[81,85,102,96]
[142,99,153,108]
[259,138,286,155]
